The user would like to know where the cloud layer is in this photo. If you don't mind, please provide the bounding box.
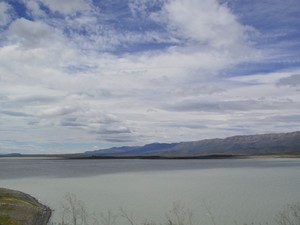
[0,0,300,153]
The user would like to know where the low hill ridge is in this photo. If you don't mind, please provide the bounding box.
[85,131,300,156]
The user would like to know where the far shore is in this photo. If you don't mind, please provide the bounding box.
[1,153,300,160]
[64,153,300,160]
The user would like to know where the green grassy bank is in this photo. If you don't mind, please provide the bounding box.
[0,188,51,225]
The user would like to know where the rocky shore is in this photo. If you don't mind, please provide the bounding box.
[0,188,51,225]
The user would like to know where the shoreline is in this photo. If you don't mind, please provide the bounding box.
[63,152,300,160]
[1,153,300,160]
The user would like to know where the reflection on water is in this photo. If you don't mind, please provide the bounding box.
[0,158,300,225]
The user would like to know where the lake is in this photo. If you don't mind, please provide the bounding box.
[0,158,300,225]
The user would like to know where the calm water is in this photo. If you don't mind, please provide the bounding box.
[1,158,300,225]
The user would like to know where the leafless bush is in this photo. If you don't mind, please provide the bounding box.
[52,194,300,225]
[52,196,199,225]
[98,210,118,225]
[166,202,194,225]
[275,202,300,225]
[52,193,90,225]
[120,207,137,225]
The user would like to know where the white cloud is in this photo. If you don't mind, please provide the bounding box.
[7,18,65,48]
[23,0,46,17]
[277,74,300,87]
[152,0,250,48]
[129,0,163,17]
[38,106,79,117]
[0,0,299,153]
[0,2,14,27]
[41,0,92,15]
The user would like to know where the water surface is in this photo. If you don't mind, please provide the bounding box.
[1,158,299,225]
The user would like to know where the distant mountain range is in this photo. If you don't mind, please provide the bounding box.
[85,131,300,156]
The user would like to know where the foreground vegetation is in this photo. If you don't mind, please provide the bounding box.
[0,188,51,225]
[51,193,300,225]
[1,189,299,225]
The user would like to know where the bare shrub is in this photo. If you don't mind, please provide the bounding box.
[120,207,137,225]
[98,210,118,225]
[276,202,300,225]
[119,202,194,225]
[52,193,89,225]
[166,202,194,225]
[55,193,300,225]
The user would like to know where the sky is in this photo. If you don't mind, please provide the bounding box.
[0,0,300,154]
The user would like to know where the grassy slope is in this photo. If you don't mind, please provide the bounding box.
[0,188,51,225]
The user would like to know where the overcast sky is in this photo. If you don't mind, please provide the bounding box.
[0,0,300,154]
